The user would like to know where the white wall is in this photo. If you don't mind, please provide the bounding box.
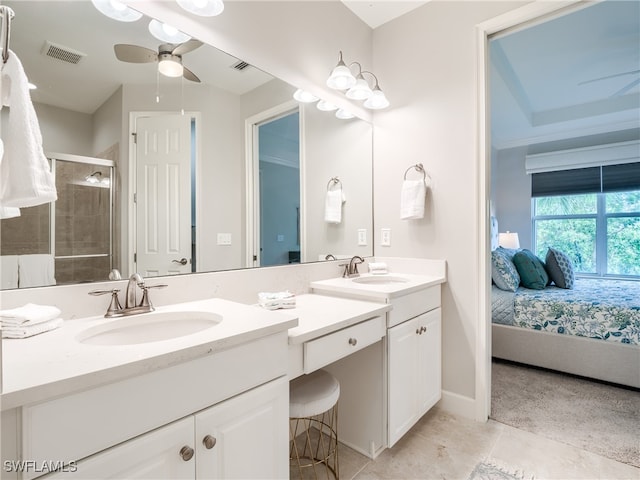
[494,147,532,250]
[33,103,93,156]
[372,1,528,403]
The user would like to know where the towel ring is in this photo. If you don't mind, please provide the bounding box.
[404,163,431,185]
[327,176,342,191]
[0,6,15,65]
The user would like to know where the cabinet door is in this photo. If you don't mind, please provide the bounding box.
[194,377,288,479]
[417,308,442,416]
[44,418,195,479]
[388,315,420,447]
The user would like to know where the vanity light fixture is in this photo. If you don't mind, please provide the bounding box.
[90,0,142,22]
[85,171,111,187]
[335,108,355,120]
[148,19,191,44]
[293,89,319,103]
[176,0,225,17]
[316,100,338,112]
[158,55,184,78]
[327,51,390,109]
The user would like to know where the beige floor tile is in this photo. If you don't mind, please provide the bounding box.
[488,424,640,480]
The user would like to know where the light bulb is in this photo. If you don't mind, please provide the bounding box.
[177,0,224,16]
[363,87,390,109]
[346,75,373,100]
[149,19,191,44]
[91,0,142,22]
[293,89,319,103]
[158,57,184,77]
[316,100,338,112]
[335,108,355,120]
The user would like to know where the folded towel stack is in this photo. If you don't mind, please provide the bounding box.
[1,303,63,338]
[368,262,389,275]
[258,291,296,310]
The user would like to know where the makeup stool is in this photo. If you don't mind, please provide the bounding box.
[289,369,340,479]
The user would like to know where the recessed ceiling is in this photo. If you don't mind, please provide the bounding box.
[490,1,640,150]
[341,1,429,29]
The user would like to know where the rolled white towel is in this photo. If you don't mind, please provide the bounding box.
[0,303,62,326]
[2,317,63,339]
[258,291,296,310]
[368,262,388,275]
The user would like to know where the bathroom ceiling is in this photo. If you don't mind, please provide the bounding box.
[490,1,640,150]
[341,1,429,29]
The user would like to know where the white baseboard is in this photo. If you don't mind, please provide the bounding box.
[437,390,477,420]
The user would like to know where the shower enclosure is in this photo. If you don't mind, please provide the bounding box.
[0,153,115,287]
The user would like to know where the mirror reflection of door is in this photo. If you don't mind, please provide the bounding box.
[257,111,300,267]
[134,113,194,277]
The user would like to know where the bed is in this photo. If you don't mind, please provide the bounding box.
[492,277,640,388]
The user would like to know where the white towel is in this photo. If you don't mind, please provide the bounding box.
[325,189,345,224]
[2,317,63,338]
[0,50,57,209]
[368,262,388,275]
[18,254,56,288]
[400,180,426,220]
[258,291,296,310]
[0,303,62,326]
[0,255,19,289]
[0,139,20,218]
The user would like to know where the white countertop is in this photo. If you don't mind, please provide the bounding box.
[287,294,392,345]
[310,272,446,301]
[1,298,298,410]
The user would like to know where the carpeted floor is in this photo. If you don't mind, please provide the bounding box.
[491,359,640,468]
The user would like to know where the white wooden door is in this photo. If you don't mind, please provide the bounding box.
[45,418,195,479]
[417,309,442,416]
[194,377,289,479]
[135,114,192,277]
[388,316,420,447]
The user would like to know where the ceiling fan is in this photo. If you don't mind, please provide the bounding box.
[114,40,204,83]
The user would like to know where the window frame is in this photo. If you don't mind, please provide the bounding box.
[532,191,640,279]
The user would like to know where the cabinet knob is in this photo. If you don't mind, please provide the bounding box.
[203,434,217,449]
[348,337,358,346]
[179,446,194,461]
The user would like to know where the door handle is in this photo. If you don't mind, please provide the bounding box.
[172,258,188,265]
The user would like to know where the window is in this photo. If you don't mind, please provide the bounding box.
[533,191,640,277]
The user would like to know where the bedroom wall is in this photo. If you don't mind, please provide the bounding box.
[372,0,529,409]
[493,147,532,250]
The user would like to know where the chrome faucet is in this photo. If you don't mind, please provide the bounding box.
[340,255,365,278]
[89,273,167,318]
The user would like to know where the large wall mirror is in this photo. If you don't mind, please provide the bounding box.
[0,1,373,290]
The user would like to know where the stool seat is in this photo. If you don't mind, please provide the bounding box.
[290,369,340,418]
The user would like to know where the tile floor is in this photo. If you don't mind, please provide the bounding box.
[330,407,640,480]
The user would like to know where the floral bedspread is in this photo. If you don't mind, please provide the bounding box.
[512,278,640,345]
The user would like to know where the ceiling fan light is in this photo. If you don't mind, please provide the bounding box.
[158,57,184,77]
[177,0,225,17]
[90,0,142,22]
[293,89,319,103]
[346,75,373,100]
[149,20,191,44]
[316,100,338,112]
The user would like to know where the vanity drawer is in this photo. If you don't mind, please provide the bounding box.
[387,285,441,328]
[304,316,385,374]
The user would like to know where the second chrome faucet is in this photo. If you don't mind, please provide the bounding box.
[340,256,365,278]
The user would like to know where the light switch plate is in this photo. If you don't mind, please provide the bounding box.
[357,229,367,246]
[381,228,391,246]
[217,233,232,245]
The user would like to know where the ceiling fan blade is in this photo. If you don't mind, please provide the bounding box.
[172,40,204,56]
[183,66,201,83]
[578,69,640,86]
[612,78,640,97]
[114,44,158,63]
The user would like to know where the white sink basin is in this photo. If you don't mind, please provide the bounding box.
[77,311,222,346]
[351,276,410,285]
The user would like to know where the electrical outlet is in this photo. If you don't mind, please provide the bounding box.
[277,234,284,242]
[381,228,391,246]
[357,229,367,246]
[217,233,232,245]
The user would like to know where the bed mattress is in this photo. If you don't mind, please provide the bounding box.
[492,278,640,346]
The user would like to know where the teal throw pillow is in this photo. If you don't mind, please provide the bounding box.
[512,249,548,290]
[545,247,575,289]
[491,249,520,292]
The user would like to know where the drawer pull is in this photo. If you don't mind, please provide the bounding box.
[180,446,194,461]
[203,435,217,449]
[348,337,358,346]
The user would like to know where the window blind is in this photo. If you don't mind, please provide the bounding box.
[531,162,640,197]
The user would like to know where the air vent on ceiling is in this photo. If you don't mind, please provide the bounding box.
[41,41,86,64]
[232,60,251,71]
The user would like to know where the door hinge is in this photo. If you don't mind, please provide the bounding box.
[133,193,137,203]
[253,255,257,262]
[134,253,137,263]
[132,132,137,144]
